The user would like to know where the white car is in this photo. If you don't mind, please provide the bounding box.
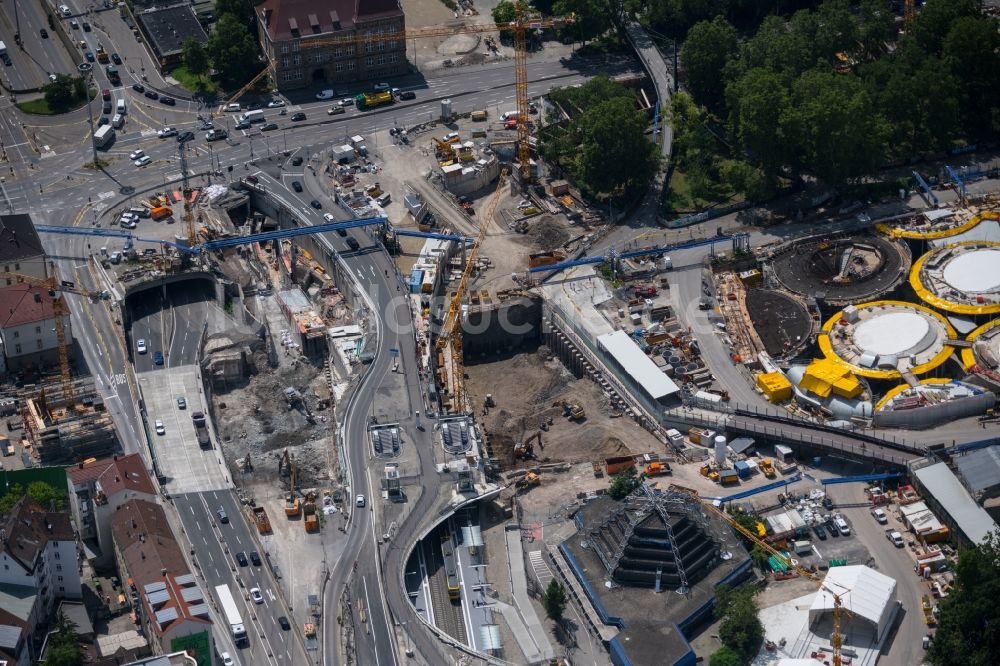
[833,514,851,536]
[59,4,72,16]
[355,494,365,508]
[157,126,177,138]
[134,155,152,167]
[315,89,335,100]
[154,420,165,435]
[323,213,335,222]
[137,339,147,354]
[223,102,241,112]
[221,653,235,666]
[129,149,145,160]
[250,587,263,604]
[266,100,285,108]
[339,98,354,107]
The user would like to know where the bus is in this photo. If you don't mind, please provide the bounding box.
[441,532,461,602]
[93,125,115,149]
[214,584,248,646]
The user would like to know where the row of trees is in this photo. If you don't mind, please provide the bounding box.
[709,585,764,666]
[0,480,67,515]
[678,0,1000,190]
[539,75,660,200]
[181,0,262,91]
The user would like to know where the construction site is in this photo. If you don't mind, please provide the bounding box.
[18,378,118,463]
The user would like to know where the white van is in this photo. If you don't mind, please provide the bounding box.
[112,113,124,129]
[500,110,518,121]
[871,507,888,524]
[241,109,265,124]
[116,99,126,114]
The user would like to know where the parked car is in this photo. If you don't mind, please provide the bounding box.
[310,200,322,209]
[134,155,152,167]
[824,515,839,536]
[159,96,176,106]
[398,91,416,100]
[217,507,228,523]
[129,149,145,160]
[886,529,904,547]
[291,112,306,121]
[261,122,278,131]
[813,523,827,540]
[152,351,164,365]
[224,103,241,112]
[236,551,248,567]
[234,120,251,130]
[177,396,186,409]
[136,339,147,354]
[250,587,263,604]
[154,420,165,435]
[291,181,303,192]
[158,126,177,138]
[177,131,195,143]
[871,508,888,524]
[833,514,851,536]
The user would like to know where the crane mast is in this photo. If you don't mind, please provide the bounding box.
[178,142,197,247]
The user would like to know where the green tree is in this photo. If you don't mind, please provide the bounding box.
[0,483,23,515]
[856,0,894,60]
[680,16,739,110]
[726,67,791,179]
[942,16,1000,138]
[928,530,1000,666]
[553,0,605,43]
[27,481,66,512]
[542,579,568,622]
[491,0,516,26]
[182,37,210,77]
[708,645,743,666]
[215,0,258,31]
[607,467,641,500]
[812,0,859,59]
[714,585,764,660]
[576,96,658,198]
[45,611,82,666]
[910,0,978,56]
[43,75,78,111]
[207,14,261,90]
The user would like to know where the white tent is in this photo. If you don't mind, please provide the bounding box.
[809,565,898,640]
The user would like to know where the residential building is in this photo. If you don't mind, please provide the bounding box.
[136,5,209,70]
[255,0,406,92]
[111,500,213,660]
[67,454,158,570]
[0,496,81,643]
[0,284,73,373]
[0,214,47,282]
[0,607,29,666]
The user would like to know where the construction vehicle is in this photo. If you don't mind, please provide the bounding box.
[436,171,508,414]
[700,464,720,482]
[284,453,301,517]
[515,471,541,489]
[0,270,108,401]
[355,91,393,110]
[922,595,937,626]
[760,459,776,478]
[191,411,211,449]
[217,6,573,184]
[96,45,109,63]
[643,461,670,477]
[633,284,657,297]
[514,430,541,459]
[554,400,584,421]
[303,491,319,532]
[528,251,567,268]
[251,506,271,534]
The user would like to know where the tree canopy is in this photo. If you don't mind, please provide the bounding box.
[711,584,763,664]
[43,75,87,113]
[607,467,641,499]
[44,611,82,666]
[182,37,210,77]
[542,580,568,622]
[208,14,261,90]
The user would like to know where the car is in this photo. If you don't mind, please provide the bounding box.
[59,4,71,16]
[336,227,348,237]
[137,339,147,354]
[205,129,228,141]
[250,550,261,566]
[217,507,228,523]
[154,420,165,435]
[234,120,251,130]
[48,73,58,83]
[85,51,94,62]
[824,515,839,536]
[261,122,278,131]
[102,102,112,114]
[129,149,145,160]
[278,616,291,631]
[250,587,263,604]
[833,514,851,536]
[267,100,285,108]
[871,508,888,524]
[70,19,79,29]
[310,200,322,209]
[82,21,91,31]
[398,91,416,100]
[443,131,460,142]
[132,83,145,93]
[40,28,49,38]
[102,88,111,101]
[144,90,159,100]
[224,102,241,112]
[346,237,360,251]
[158,127,177,138]
[177,131,195,143]
[0,54,11,67]
[177,396,186,409]
[315,89,335,100]
[291,112,306,121]
[111,52,122,64]
[328,106,345,115]
[98,117,109,126]
[134,155,152,167]
[355,494,365,507]
[813,523,827,540]
[236,551,248,567]
[152,351,163,365]
[291,181,303,192]
[323,213,335,222]
[886,529,904,547]
[339,98,354,107]
[119,218,136,229]
[221,653,234,666]
[245,175,258,184]
[373,82,390,92]
[159,96,175,106]
[292,156,303,166]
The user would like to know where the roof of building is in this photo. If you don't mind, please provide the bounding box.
[257,0,402,42]
[810,565,896,631]
[0,283,70,328]
[0,584,38,623]
[597,330,680,400]
[914,462,998,545]
[0,496,75,571]
[953,445,1000,499]
[0,215,45,264]
[67,454,157,498]
[799,358,862,399]
[728,437,755,455]
[0,607,26,654]
[96,630,148,658]
[58,601,94,637]
[111,499,189,591]
[136,5,208,59]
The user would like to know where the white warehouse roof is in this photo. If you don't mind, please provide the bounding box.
[809,565,897,640]
[597,330,680,400]
[914,462,998,545]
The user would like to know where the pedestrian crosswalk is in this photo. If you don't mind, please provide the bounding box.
[527,550,553,588]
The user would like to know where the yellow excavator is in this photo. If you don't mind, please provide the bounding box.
[514,431,542,459]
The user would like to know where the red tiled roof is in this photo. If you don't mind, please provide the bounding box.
[257,0,401,42]
[0,496,75,571]
[0,283,70,328]
[67,454,157,498]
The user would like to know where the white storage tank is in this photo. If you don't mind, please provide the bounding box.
[441,99,452,119]
[714,435,727,467]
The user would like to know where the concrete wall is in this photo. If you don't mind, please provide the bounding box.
[461,295,542,358]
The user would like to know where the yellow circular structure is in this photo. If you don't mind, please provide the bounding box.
[874,378,953,412]
[910,241,1000,315]
[876,210,998,239]
[819,300,956,379]
[961,318,1000,370]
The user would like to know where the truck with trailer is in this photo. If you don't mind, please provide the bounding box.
[355,91,393,110]
[215,584,248,645]
[191,411,211,448]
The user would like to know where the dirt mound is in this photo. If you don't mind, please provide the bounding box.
[528,216,570,250]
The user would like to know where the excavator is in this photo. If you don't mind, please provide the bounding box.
[514,430,541,459]
[554,400,585,421]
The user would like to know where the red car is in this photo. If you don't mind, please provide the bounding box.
[102,88,111,101]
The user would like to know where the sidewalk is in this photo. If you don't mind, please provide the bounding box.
[503,527,555,662]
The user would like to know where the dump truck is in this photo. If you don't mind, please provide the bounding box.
[644,461,670,477]
[355,91,393,110]
[303,492,318,532]
[96,45,109,63]
[606,456,636,476]
[251,506,271,534]
[191,411,211,449]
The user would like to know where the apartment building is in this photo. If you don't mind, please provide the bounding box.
[0,214,47,282]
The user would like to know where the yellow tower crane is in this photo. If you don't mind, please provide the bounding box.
[904,0,915,28]
[0,270,107,402]
[436,170,507,413]
[218,5,574,183]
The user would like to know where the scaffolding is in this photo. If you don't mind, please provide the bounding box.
[21,378,118,463]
